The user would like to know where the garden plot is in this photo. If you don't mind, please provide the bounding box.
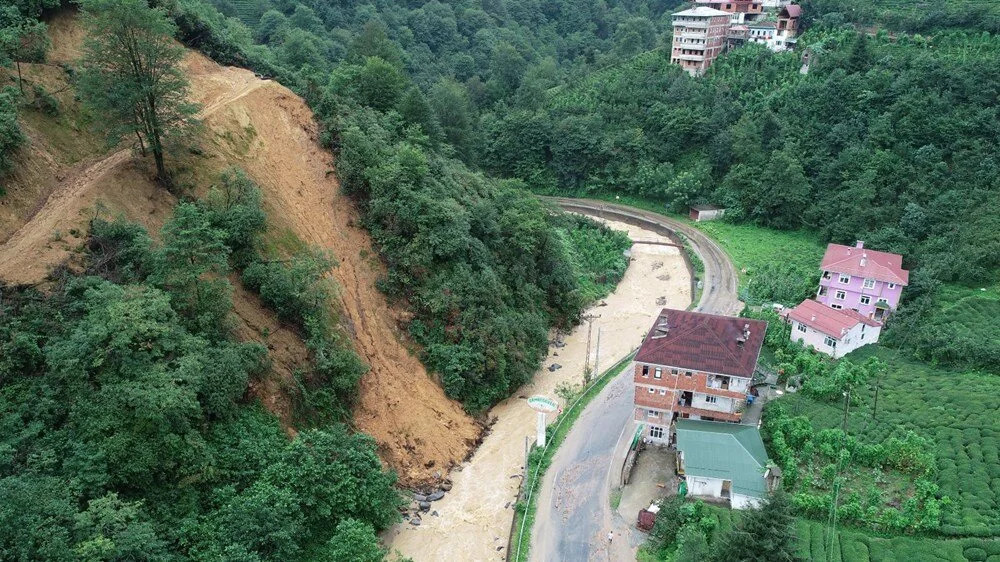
[777,347,1000,536]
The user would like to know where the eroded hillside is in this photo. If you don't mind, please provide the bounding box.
[0,12,479,485]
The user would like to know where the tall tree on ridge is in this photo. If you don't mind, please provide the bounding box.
[78,0,198,183]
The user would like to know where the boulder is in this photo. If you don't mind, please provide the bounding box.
[428,491,445,501]
[410,517,421,526]
[440,481,453,491]
[413,493,427,502]
[419,501,431,512]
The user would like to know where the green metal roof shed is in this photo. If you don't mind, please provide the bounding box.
[675,419,770,498]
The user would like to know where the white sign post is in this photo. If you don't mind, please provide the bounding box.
[527,396,558,448]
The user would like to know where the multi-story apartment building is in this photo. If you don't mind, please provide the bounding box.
[633,309,766,444]
[695,0,764,24]
[670,7,731,76]
[816,241,909,322]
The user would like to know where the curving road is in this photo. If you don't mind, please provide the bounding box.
[529,197,742,561]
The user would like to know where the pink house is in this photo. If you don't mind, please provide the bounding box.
[816,241,909,322]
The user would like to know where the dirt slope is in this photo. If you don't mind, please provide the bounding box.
[0,13,479,485]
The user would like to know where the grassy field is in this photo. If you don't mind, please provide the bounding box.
[777,346,1000,536]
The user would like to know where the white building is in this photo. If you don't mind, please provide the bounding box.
[675,419,781,509]
[785,299,882,358]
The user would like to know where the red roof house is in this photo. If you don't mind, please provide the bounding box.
[820,241,909,285]
[784,299,882,358]
[632,309,766,441]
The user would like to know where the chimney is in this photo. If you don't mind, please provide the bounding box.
[810,314,816,322]
[652,314,670,338]
[855,240,864,249]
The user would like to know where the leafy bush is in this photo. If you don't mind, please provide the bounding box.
[0,86,25,180]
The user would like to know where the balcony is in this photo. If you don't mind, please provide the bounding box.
[675,404,742,422]
[676,54,706,62]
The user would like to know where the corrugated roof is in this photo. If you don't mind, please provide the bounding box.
[635,309,766,377]
[676,419,769,498]
[820,241,909,285]
[786,299,880,339]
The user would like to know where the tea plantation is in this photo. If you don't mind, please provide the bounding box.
[707,505,1000,562]
[777,346,1000,536]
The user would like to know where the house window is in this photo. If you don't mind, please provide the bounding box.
[659,389,667,396]
[823,336,837,347]
[888,283,896,289]
[830,304,843,309]
[860,295,871,306]
[863,278,876,289]
[839,274,850,283]
[671,369,678,376]
[641,365,649,377]
[835,290,846,300]
[797,323,807,333]
[685,371,693,377]
[705,396,718,404]
[654,368,662,379]
[648,409,658,418]
[648,387,655,394]
[650,426,664,439]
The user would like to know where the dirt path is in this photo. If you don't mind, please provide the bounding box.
[385,218,691,561]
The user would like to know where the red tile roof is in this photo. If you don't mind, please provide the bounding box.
[636,309,766,378]
[785,299,880,339]
[781,4,802,18]
[820,241,909,285]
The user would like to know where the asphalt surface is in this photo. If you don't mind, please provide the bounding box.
[530,198,742,561]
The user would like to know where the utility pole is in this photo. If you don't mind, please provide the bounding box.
[583,317,594,382]
[871,374,880,421]
[594,326,602,377]
[826,389,851,560]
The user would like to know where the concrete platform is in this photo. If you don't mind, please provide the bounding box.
[616,445,678,530]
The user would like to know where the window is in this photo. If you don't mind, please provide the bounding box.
[648,387,655,394]
[839,274,850,283]
[797,323,807,333]
[654,368,662,379]
[685,371,693,377]
[659,389,667,396]
[650,426,664,439]
[859,295,871,306]
[835,290,846,300]
[647,410,658,418]
[671,369,678,376]
[641,365,649,377]
[705,396,718,404]
[863,278,876,289]
[888,283,896,290]
[830,304,843,310]
[823,336,837,347]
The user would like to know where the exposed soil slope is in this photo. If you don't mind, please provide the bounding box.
[0,13,479,485]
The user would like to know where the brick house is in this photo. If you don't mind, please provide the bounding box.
[633,309,766,444]
[670,7,732,76]
[816,241,909,322]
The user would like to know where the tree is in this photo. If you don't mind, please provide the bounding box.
[317,518,386,562]
[78,0,199,182]
[0,6,50,93]
[0,86,24,180]
[675,525,709,562]
[710,491,801,562]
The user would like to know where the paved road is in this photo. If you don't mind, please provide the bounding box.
[529,198,742,562]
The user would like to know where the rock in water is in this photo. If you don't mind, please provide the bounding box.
[428,490,445,501]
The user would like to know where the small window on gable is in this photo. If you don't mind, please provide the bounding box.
[839,274,850,284]
[642,365,649,377]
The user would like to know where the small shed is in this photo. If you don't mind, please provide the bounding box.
[689,205,726,222]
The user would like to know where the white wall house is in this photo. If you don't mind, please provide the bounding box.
[675,419,780,510]
[785,299,882,358]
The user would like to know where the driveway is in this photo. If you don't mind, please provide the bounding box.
[528,198,742,562]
